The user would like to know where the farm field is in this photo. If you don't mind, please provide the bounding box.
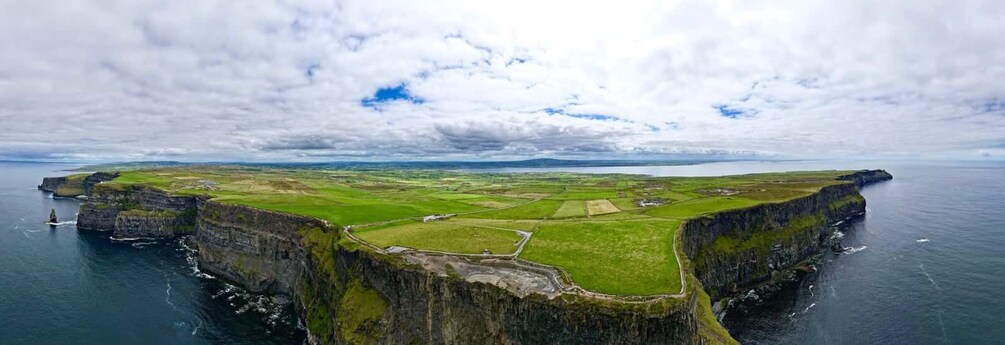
[102,166,854,296]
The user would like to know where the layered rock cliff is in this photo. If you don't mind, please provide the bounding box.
[77,183,196,238]
[197,199,325,294]
[681,170,890,301]
[38,172,118,197]
[681,182,863,300]
[837,169,893,188]
[59,169,891,344]
[297,230,720,344]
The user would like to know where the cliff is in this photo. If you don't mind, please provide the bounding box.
[297,229,723,344]
[38,172,118,198]
[197,199,326,294]
[59,169,891,344]
[680,170,889,301]
[837,169,893,188]
[680,182,863,300]
[77,183,196,238]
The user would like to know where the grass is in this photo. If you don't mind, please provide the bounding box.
[552,200,587,218]
[337,281,388,345]
[644,197,761,219]
[354,221,523,254]
[446,218,540,231]
[519,219,683,295]
[706,215,825,255]
[586,199,620,215]
[463,199,563,219]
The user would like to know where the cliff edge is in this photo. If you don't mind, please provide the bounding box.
[56,169,891,344]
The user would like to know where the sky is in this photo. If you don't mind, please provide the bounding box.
[1,0,1003,162]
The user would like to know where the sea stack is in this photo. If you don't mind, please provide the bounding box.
[48,209,58,225]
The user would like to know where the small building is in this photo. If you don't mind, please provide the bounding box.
[422,214,454,223]
[635,199,665,207]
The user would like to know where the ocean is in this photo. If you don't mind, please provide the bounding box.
[0,162,304,344]
[1,160,1002,344]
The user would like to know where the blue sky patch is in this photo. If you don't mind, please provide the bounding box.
[542,108,619,121]
[982,100,1005,113]
[715,104,746,118]
[361,84,424,109]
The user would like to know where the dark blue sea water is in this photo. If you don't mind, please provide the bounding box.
[2,161,1002,344]
[0,163,304,344]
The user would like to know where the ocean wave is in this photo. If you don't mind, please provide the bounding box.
[177,237,216,279]
[843,246,867,254]
[111,236,158,242]
[830,230,845,240]
[917,238,930,243]
[920,264,941,291]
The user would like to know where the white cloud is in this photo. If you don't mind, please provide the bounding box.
[0,0,1002,161]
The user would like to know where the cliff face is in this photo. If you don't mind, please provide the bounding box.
[680,170,889,301]
[77,184,196,238]
[197,200,324,294]
[838,169,893,188]
[298,235,708,345]
[63,170,890,345]
[680,183,864,300]
[38,172,118,197]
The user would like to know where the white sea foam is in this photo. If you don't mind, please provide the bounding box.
[917,238,930,243]
[192,319,203,336]
[165,280,174,307]
[111,236,159,243]
[920,264,941,291]
[830,230,845,240]
[111,237,144,241]
[803,303,816,313]
[843,246,868,254]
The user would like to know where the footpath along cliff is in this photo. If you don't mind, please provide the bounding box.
[47,169,891,344]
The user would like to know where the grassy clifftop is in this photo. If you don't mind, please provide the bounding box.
[101,166,866,298]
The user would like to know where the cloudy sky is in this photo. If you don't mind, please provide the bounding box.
[1,0,1003,162]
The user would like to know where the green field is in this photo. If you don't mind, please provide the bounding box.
[552,200,587,218]
[354,221,523,254]
[643,197,761,219]
[100,166,855,296]
[520,219,683,295]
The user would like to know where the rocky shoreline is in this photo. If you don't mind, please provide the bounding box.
[42,169,891,344]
